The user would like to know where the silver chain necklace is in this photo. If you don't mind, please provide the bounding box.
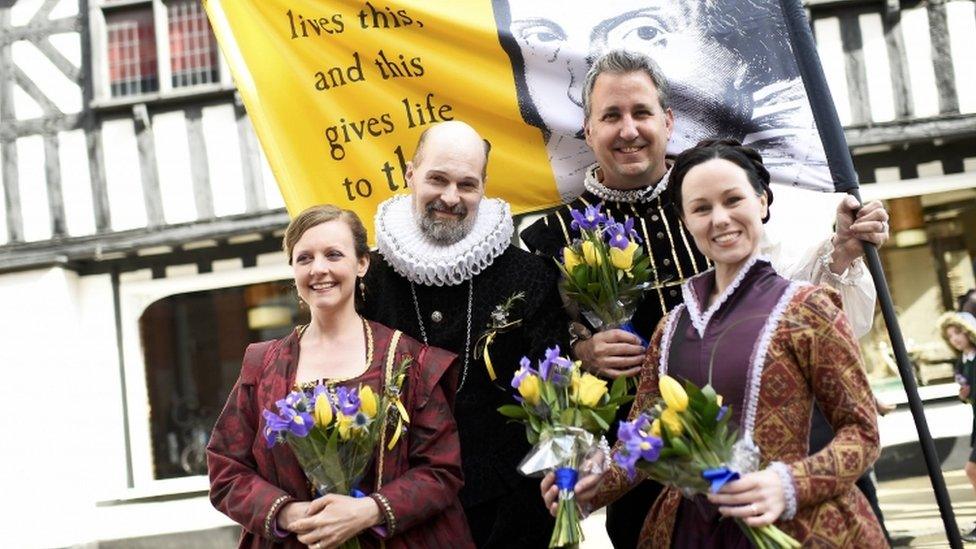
[409,279,474,393]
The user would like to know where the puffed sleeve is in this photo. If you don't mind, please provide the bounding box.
[372,346,464,537]
[207,341,294,540]
[590,314,670,509]
[782,287,880,512]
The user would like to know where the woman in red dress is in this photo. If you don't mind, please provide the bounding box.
[208,205,473,548]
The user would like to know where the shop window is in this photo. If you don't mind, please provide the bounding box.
[139,280,306,479]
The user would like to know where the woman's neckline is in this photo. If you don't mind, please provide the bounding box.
[293,318,375,387]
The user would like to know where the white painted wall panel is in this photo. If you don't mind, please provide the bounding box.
[946,1,976,114]
[202,104,246,217]
[47,32,82,69]
[261,148,285,209]
[49,0,79,18]
[901,7,940,118]
[859,13,896,122]
[101,118,148,231]
[12,40,82,115]
[152,111,198,224]
[13,82,44,120]
[58,129,96,236]
[0,146,7,245]
[16,135,51,241]
[917,160,944,177]
[9,0,43,26]
[814,17,852,126]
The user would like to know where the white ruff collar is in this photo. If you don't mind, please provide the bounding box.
[583,164,671,203]
[374,194,514,287]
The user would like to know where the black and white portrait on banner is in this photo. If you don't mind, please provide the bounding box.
[491,0,833,200]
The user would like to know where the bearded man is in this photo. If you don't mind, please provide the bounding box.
[362,121,568,548]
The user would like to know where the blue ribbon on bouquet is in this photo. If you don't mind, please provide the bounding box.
[702,467,740,494]
[314,487,367,498]
[619,320,648,347]
[554,467,579,492]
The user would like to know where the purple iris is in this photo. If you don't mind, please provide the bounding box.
[512,356,535,390]
[335,386,361,415]
[716,405,729,422]
[569,205,607,232]
[262,407,313,447]
[614,414,663,479]
[605,218,641,250]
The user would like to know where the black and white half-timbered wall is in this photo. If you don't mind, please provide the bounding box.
[0,0,973,545]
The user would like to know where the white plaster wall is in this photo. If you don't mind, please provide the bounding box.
[901,6,940,118]
[12,39,82,115]
[947,0,976,114]
[0,145,7,245]
[59,128,97,236]
[813,17,852,126]
[16,134,51,241]
[858,12,896,122]
[102,118,148,231]
[152,111,198,224]
[0,268,102,548]
[203,104,247,217]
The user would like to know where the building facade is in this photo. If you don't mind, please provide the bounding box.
[0,0,974,546]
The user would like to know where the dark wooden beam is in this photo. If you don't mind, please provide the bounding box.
[926,0,959,115]
[43,132,66,237]
[839,12,872,124]
[132,103,164,227]
[184,106,214,219]
[78,0,111,232]
[0,209,289,274]
[0,18,80,45]
[234,98,266,213]
[844,114,976,147]
[882,9,913,118]
[0,6,22,243]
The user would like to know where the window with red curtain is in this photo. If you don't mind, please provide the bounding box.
[167,0,219,88]
[106,7,159,97]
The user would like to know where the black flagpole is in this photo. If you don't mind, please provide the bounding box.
[778,0,962,546]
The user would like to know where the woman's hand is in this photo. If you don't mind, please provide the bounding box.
[292,494,382,548]
[276,501,312,534]
[540,469,604,517]
[706,468,786,528]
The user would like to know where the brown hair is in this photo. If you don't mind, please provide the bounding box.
[283,204,369,264]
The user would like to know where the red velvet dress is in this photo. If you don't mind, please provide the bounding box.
[207,320,473,548]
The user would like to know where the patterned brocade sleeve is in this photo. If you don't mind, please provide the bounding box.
[786,287,880,510]
[374,348,464,536]
[590,315,670,510]
[207,357,295,540]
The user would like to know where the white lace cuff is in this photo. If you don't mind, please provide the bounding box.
[817,239,864,287]
[768,461,797,520]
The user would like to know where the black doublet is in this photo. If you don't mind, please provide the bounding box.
[362,245,568,547]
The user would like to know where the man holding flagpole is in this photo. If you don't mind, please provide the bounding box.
[521,49,890,548]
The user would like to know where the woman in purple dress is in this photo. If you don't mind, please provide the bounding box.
[543,139,886,547]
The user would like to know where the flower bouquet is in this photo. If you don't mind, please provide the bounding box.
[614,375,800,548]
[558,205,652,333]
[498,346,632,548]
[263,359,411,549]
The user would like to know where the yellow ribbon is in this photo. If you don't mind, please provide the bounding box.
[386,398,411,450]
[482,332,497,381]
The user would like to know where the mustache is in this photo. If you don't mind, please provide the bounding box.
[425,199,467,218]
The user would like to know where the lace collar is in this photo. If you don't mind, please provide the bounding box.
[374,194,514,287]
[680,254,773,338]
[582,164,671,204]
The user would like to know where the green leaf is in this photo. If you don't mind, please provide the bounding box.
[497,404,529,419]
[610,376,629,399]
[588,409,610,430]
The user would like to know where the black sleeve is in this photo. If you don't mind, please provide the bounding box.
[520,213,568,261]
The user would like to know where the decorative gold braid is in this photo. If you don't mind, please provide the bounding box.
[264,494,292,539]
[634,203,667,316]
[371,330,402,544]
[657,200,685,281]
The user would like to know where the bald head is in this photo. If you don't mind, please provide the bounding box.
[412,121,492,180]
[406,121,490,244]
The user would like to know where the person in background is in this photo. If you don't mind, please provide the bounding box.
[940,311,976,542]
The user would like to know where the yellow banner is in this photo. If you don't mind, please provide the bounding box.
[204,0,560,232]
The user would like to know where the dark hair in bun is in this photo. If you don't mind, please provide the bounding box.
[667,138,774,223]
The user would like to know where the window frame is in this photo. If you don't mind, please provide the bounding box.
[89,0,233,108]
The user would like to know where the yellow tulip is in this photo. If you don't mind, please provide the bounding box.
[661,408,683,436]
[716,394,723,407]
[610,242,638,271]
[650,419,662,437]
[581,240,602,267]
[563,247,582,272]
[359,385,378,418]
[569,370,582,400]
[659,375,689,412]
[313,394,333,427]
[337,414,353,440]
[518,374,542,406]
[577,373,608,407]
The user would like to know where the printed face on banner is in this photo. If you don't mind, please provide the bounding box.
[493,0,830,196]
